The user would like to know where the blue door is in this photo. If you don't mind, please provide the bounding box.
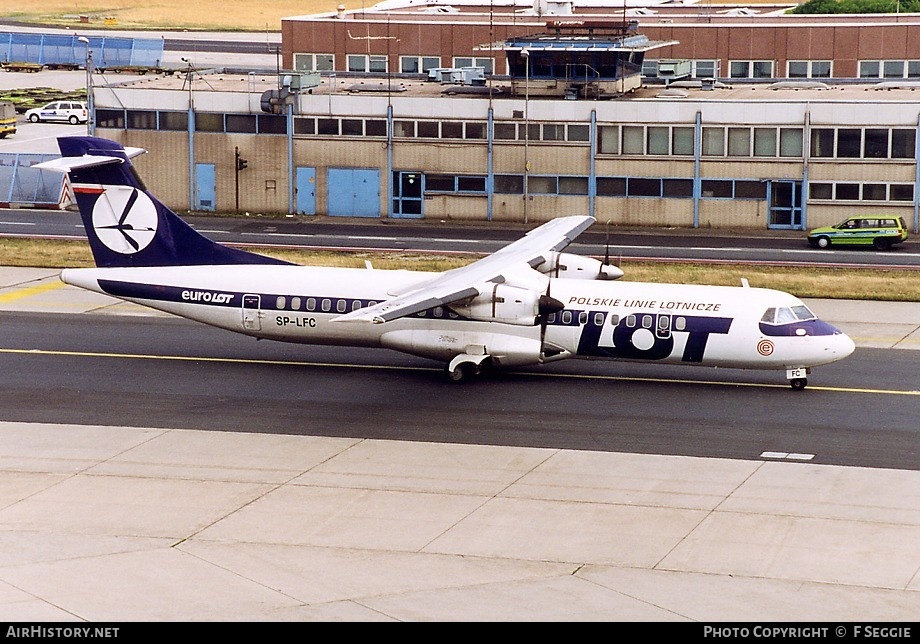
[296,167,316,215]
[195,163,216,212]
[327,168,380,217]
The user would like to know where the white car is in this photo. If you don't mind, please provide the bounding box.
[25,101,88,125]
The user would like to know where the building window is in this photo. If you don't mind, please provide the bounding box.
[317,118,339,135]
[810,129,835,158]
[646,126,669,155]
[836,129,861,158]
[293,53,334,71]
[294,117,315,135]
[258,114,287,134]
[809,183,833,200]
[127,110,157,129]
[892,129,916,158]
[702,127,725,156]
[465,122,486,139]
[693,60,719,78]
[753,128,776,156]
[558,176,588,195]
[441,121,463,138]
[226,114,257,133]
[453,57,493,74]
[598,126,619,154]
[701,180,733,198]
[495,123,517,140]
[393,120,415,137]
[495,175,524,193]
[158,111,187,131]
[788,60,832,79]
[835,184,860,200]
[347,55,366,72]
[663,178,693,197]
[341,119,363,136]
[363,120,386,137]
[779,128,803,157]
[596,177,627,196]
[417,121,439,138]
[622,126,644,154]
[729,60,773,79]
[864,129,889,158]
[727,128,751,156]
[195,113,223,132]
[529,176,557,194]
[859,61,881,78]
[672,127,694,155]
[568,124,589,142]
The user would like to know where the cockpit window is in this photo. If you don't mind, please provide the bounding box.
[761,305,817,325]
[792,305,816,321]
[776,307,797,324]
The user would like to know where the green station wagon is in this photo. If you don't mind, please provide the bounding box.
[807,216,909,251]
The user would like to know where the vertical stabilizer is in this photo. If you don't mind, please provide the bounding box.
[36,136,290,268]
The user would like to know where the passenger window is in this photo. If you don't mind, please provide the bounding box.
[674,316,686,331]
[336,299,346,313]
[352,300,362,311]
[609,314,619,325]
[594,312,605,326]
[641,315,652,328]
[562,311,572,324]
[276,296,286,309]
[626,314,636,327]
[306,297,316,311]
[578,311,587,324]
[291,297,301,310]
[321,299,331,312]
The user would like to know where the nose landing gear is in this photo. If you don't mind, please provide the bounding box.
[787,367,810,391]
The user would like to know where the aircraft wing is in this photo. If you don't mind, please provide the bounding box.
[332,215,595,324]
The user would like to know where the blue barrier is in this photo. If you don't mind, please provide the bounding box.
[0,32,163,68]
[0,153,65,207]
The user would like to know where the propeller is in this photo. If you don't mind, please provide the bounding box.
[537,279,565,362]
[599,219,624,280]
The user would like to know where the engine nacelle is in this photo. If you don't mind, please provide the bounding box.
[535,252,623,280]
[449,283,542,326]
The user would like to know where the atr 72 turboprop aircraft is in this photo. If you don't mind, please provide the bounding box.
[37,136,855,389]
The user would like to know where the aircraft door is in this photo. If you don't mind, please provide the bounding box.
[242,294,261,330]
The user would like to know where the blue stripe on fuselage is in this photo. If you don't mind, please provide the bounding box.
[759,319,841,337]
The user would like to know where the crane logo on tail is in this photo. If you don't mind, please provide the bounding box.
[91,186,158,254]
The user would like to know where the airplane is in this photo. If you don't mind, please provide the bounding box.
[36,136,856,390]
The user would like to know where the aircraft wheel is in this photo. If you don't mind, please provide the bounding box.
[447,361,475,383]
[790,378,808,391]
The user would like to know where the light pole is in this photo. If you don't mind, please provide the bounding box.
[77,37,94,135]
[522,48,530,224]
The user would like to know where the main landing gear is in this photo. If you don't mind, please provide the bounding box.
[787,367,810,391]
[446,354,492,383]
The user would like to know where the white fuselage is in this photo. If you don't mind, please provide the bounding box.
[61,264,855,372]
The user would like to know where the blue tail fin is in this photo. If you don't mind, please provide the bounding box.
[37,136,290,268]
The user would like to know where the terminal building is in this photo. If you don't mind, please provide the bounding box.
[49,1,920,233]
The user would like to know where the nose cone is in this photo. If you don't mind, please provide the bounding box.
[835,331,857,360]
[599,264,624,280]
